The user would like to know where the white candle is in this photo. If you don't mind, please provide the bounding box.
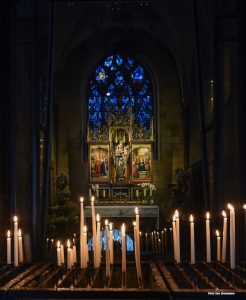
[18,229,24,264]
[7,230,11,264]
[91,196,97,268]
[145,233,148,252]
[73,243,77,265]
[96,214,101,268]
[206,212,211,263]
[222,210,227,263]
[151,232,154,252]
[143,189,146,197]
[190,215,195,265]
[121,223,126,273]
[109,223,114,264]
[228,204,235,269]
[82,226,88,268]
[60,244,65,264]
[13,216,19,267]
[57,241,61,266]
[216,230,221,262]
[133,222,140,278]
[175,210,180,263]
[172,216,177,261]
[67,239,72,269]
[136,190,139,198]
[135,207,142,277]
[102,190,106,198]
[80,197,84,269]
[164,228,167,251]
[105,220,110,278]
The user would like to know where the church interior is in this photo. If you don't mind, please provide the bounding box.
[0,0,246,299]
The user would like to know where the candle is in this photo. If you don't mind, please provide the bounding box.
[96,189,99,198]
[121,223,126,273]
[151,232,154,252]
[80,197,84,269]
[133,221,140,279]
[73,240,77,265]
[228,204,235,269]
[145,233,148,252]
[7,230,11,265]
[105,220,110,278]
[60,244,65,264]
[13,216,19,267]
[222,210,227,263]
[83,226,88,268]
[91,196,97,268]
[135,207,142,278]
[172,215,177,261]
[143,189,146,197]
[149,189,153,197]
[96,214,101,268]
[175,210,180,263]
[164,228,167,251]
[89,189,92,197]
[136,190,139,198]
[244,204,246,261]
[190,215,195,264]
[18,229,24,264]
[67,239,72,269]
[206,212,211,263]
[57,241,61,266]
[102,190,106,198]
[216,230,221,261]
[109,223,114,264]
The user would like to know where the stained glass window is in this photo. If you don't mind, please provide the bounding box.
[88,54,153,141]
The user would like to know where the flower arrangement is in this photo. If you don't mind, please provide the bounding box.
[138,182,156,191]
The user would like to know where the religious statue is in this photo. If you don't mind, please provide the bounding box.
[112,138,129,181]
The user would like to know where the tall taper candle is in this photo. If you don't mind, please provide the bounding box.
[133,221,140,279]
[222,210,227,263]
[67,239,72,269]
[60,244,65,264]
[73,240,77,265]
[164,228,167,252]
[13,216,19,267]
[7,230,11,264]
[57,241,61,266]
[96,214,101,268]
[243,204,246,260]
[206,212,211,263]
[145,233,148,252]
[91,196,97,268]
[190,215,195,265]
[228,204,235,269]
[172,215,177,261]
[121,223,126,273]
[135,207,142,277]
[109,223,114,264]
[80,197,84,269]
[216,230,221,261]
[83,226,88,268]
[175,210,180,263]
[18,229,24,264]
[105,220,110,278]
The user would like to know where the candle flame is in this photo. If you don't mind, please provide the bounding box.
[175,210,179,218]
[164,228,167,232]
[80,196,84,203]
[243,204,246,210]
[7,230,11,238]
[67,239,71,248]
[215,230,220,237]
[227,203,234,211]
[222,210,227,218]
[105,219,108,226]
[83,225,87,233]
[57,240,60,248]
[122,223,125,233]
[109,222,113,231]
[135,207,139,215]
[145,232,147,236]
[13,216,18,222]
[172,214,176,222]
[18,229,22,237]
[170,228,172,231]
[133,221,136,227]
[96,213,100,222]
[140,231,142,236]
[206,212,210,220]
[190,214,194,222]
[91,196,95,202]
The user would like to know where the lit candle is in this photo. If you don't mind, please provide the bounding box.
[96,214,101,268]
[216,230,221,262]
[133,221,140,279]
[222,210,227,263]
[67,239,72,269]
[172,215,177,261]
[135,207,142,278]
[151,232,154,252]
[57,241,61,266]
[13,216,19,267]
[206,212,211,263]
[121,223,126,273]
[105,220,110,279]
[60,244,65,264]
[175,210,180,263]
[228,204,235,269]
[109,223,114,264]
[83,226,88,268]
[161,231,164,253]
[18,229,24,264]
[91,196,97,268]
[80,197,84,269]
[164,228,167,251]
[145,233,148,252]
[73,239,77,265]
[7,230,11,265]
[190,215,195,265]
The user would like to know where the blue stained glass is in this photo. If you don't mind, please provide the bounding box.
[115,71,124,86]
[104,55,114,67]
[125,57,134,70]
[132,65,144,81]
[116,55,123,65]
[111,64,117,71]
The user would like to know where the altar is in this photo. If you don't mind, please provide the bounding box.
[84,205,159,229]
